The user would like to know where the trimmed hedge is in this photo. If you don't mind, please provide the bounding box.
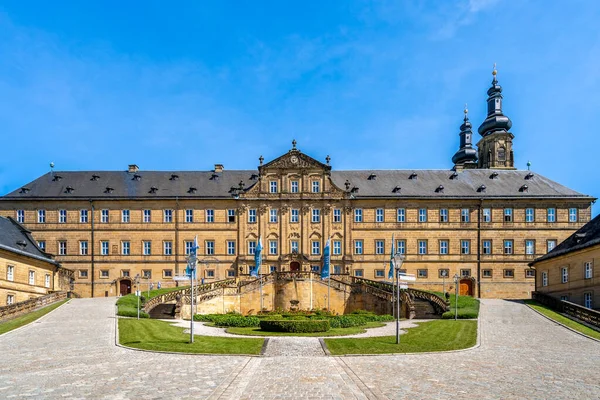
[117,309,149,318]
[260,319,330,333]
[441,309,479,319]
[194,314,260,327]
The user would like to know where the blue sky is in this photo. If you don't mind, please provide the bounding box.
[0,1,598,215]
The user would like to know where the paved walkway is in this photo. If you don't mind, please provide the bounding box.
[0,298,599,399]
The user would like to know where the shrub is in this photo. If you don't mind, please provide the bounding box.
[260,319,330,333]
[441,309,479,319]
[329,315,367,328]
[117,309,149,318]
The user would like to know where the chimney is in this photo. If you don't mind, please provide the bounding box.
[128,164,139,173]
[214,164,224,173]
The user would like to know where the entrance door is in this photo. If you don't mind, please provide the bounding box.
[120,280,131,296]
[459,279,473,296]
[290,262,300,271]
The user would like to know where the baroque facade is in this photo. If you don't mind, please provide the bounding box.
[0,71,594,299]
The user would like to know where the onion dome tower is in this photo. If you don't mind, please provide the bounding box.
[452,105,478,170]
[477,65,515,169]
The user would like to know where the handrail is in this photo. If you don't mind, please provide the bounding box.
[532,291,600,330]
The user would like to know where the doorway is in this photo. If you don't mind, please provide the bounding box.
[459,279,473,296]
[120,280,132,296]
[290,262,300,271]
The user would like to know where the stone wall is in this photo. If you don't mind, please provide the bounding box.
[0,291,67,321]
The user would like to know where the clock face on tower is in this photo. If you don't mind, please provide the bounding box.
[290,156,298,164]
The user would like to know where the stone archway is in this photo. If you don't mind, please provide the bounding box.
[290,261,300,271]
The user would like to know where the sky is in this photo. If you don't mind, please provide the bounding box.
[0,0,598,215]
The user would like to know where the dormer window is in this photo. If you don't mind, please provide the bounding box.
[449,172,458,180]
[250,174,259,181]
[149,186,158,194]
[210,173,219,181]
[188,187,197,194]
[392,186,401,193]
[345,180,351,190]
[490,172,499,179]
[65,186,74,194]
[19,187,30,194]
[91,175,100,181]
[132,174,141,181]
[52,175,63,182]
[477,185,487,193]
[525,172,534,180]
[519,184,529,193]
[435,185,444,193]
[350,187,359,194]
[409,173,418,180]
[169,174,179,181]
[368,174,377,180]
[104,187,114,194]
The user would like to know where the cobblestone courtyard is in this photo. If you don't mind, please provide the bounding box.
[0,298,599,399]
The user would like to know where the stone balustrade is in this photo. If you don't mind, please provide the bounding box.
[0,291,67,322]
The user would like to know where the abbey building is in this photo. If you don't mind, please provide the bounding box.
[0,71,594,299]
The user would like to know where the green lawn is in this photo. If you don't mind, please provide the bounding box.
[118,318,264,354]
[524,300,600,340]
[0,300,68,335]
[324,320,477,355]
[427,290,480,319]
[225,321,386,337]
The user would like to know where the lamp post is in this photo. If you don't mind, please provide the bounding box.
[134,274,140,320]
[453,274,459,321]
[441,269,448,295]
[187,252,197,343]
[394,252,405,344]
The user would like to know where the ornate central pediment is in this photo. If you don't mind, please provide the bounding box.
[259,140,331,173]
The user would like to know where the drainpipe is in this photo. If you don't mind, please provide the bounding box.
[90,200,95,297]
[477,199,482,298]
[175,196,179,287]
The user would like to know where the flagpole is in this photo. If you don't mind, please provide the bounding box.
[328,276,331,311]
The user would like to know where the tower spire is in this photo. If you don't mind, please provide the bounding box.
[452,104,478,170]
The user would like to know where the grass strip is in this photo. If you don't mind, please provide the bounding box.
[226,321,385,337]
[118,318,264,354]
[0,299,68,335]
[324,320,477,355]
[524,300,600,340]
[427,290,480,319]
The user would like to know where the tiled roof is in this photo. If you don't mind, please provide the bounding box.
[0,216,58,265]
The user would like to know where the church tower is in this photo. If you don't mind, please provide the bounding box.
[452,105,478,170]
[477,66,515,169]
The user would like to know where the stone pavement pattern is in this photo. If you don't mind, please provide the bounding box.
[0,298,599,399]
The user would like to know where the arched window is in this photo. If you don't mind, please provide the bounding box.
[498,147,506,161]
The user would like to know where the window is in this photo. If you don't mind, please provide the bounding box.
[143,241,151,255]
[205,241,215,255]
[397,208,405,222]
[354,240,363,255]
[227,241,236,255]
[525,240,535,255]
[312,241,320,255]
[59,209,67,223]
[585,262,593,279]
[525,269,535,278]
[482,240,492,255]
[354,269,364,277]
[17,210,24,223]
[504,240,513,255]
[270,209,278,223]
[269,181,278,193]
[417,269,428,278]
[547,240,557,252]
[122,210,130,223]
[311,265,320,272]
[101,241,109,255]
[312,180,320,193]
[143,209,152,223]
[525,208,534,223]
[397,240,406,255]
[333,208,342,223]
[439,209,448,223]
[101,209,109,223]
[163,269,173,278]
[79,270,88,278]
[58,241,67,255]
[248,241,256,255]
[375,269,385,278]
[7,265,14,281]
[248,209,257,223]
[38,241,45,251]
[333,240,341,255]
[290,241,299,253]
[37,209,46,223]
[376,208,384,223]
[418,208,427,223]
[584,292,593,309]
[439,240,449,255]
[7,294,14,305]
[439,269,449,278]
[569,208,578,222]
[80,241,88,255]
[185,209,193,223]
[269,266,277,273]
[482,208,491,223]
[29,270,35,285]
[290,180,299,193]
[482,269,492,278]
[122,270,130,277]
[122,241,130,255]
[163,209,173,223]
[227,209,235,223]
[205,269,215,278]
[561,267,568,283]
[205,209,214,223]
[291,209,299,223]
[542,271,548,286]
[461,208,470,223]
[164,241,172,255]
[185,241,194,255]
[504,208,513,222]
[375,240,385,255]
[354,209,363,223]
[143,270,152,279]
[227,269,236,277]
[461,240,470,255]
[547,208,556,223]
[333,265,342,274]
[100,270,109,278]
[311,209,320,223]
[503,269,514,278]
[418,240,427,255]
[269,240,278,255]
[461,269,471,278]
[79,209,88,223]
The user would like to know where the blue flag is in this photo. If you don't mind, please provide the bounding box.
[251,236,262,277]
[186,235,199,278]
[388,234,395,280]
[321,237,331,279]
